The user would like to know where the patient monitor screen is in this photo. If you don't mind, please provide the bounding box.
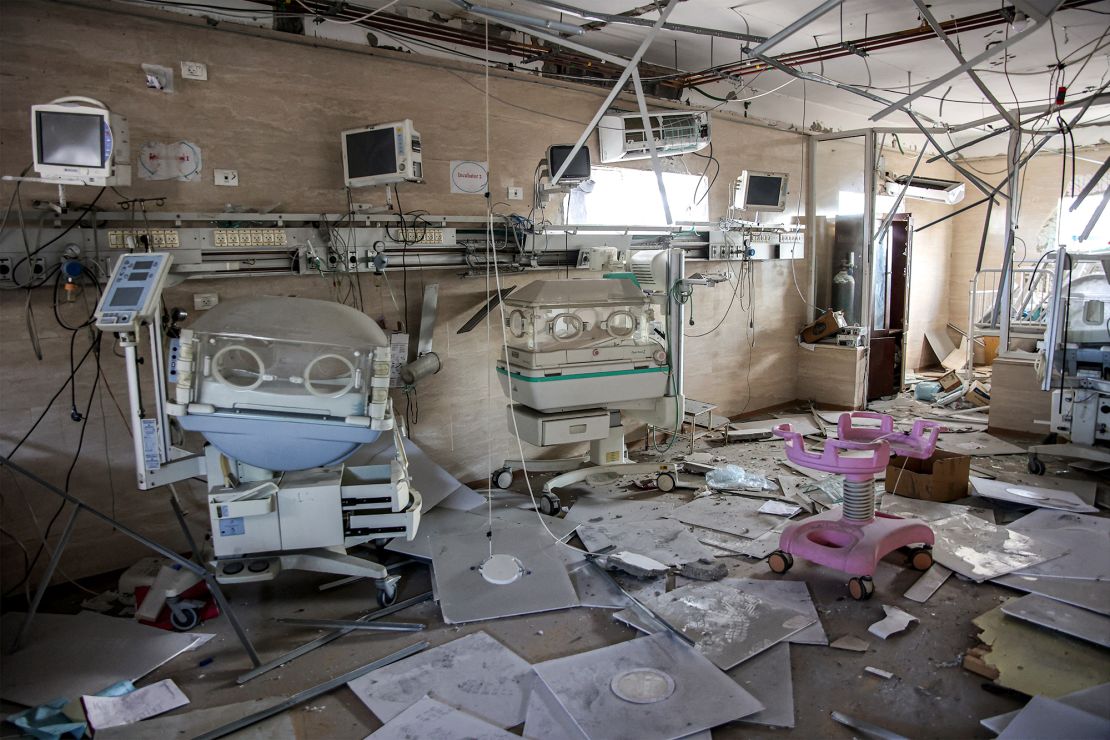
[37,111,105,167]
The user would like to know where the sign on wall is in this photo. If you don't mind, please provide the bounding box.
[450,160,488,195]
[138,141,203,181]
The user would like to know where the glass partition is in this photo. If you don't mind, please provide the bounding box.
[810,134,870,325]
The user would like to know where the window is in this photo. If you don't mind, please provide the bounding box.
[1059,193,1110,252]
[566,166,708,225]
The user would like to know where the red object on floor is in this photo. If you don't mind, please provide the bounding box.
[134,580,220,631]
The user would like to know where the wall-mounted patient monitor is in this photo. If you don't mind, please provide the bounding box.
[342,119,423,188]
[31,97,129,185]
[547,144,591,183]
[734,170,788,212]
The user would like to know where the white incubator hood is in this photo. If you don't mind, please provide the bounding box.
[171,296,394,472]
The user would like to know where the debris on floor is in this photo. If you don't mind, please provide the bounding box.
[364,695,516,740]
[677,558,728,581]
[928,512,1069,582]
[988,694,1110,739]
[979,683,1110,735]
[727,642,796,728]
[532,632,764,739]
[82,679,189,731]
[0,611,211,708]
[829,635,871,652]
[6,390,1106,739]
[600,550,670,578]
[867,605,919,639]
[633,580,815,669]
[1000,594,1110,649]
[347,631,531,728]
[903,564,953,603]
[966,604,1110,698]
[970,476,1099,513]
[96,699,295,740]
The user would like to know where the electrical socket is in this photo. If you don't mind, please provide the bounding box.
[30,257,46,277]
[181,61,208,80]
[507,186,524,200]
[193,293,218,310]
[214,169,239,186]
[0,258,11,282]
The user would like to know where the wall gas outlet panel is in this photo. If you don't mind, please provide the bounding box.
[708,242,747,261]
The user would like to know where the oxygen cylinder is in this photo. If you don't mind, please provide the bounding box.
[832,255,857,325]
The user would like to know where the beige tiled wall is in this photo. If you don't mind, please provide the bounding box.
[0,0,813,585]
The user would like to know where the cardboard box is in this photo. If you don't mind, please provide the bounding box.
[964,380,990,407]
[885,450,971,502]
[937,370,962,392]
[800,310,846,343]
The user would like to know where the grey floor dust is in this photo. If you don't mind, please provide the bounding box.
[2,421,1102,739]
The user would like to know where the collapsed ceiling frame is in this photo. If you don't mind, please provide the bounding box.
[517,0,766,44]
[869,0,1066,121]
[284,0,690,96]
[280,0,1104,113]
[676,0,1100,88]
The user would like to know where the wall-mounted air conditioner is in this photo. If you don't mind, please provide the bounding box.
[599,110,710,163]
[884,174,966,205]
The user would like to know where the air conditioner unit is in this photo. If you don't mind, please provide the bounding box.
[599,110,710,163]
[884,174,965,205]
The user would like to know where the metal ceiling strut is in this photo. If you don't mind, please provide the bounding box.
[548,0,680,185]
[909,0,1020,129]
[519,0,766,44]
[749,0,845,57]
[750,50,1005,202]
[869,1,1066,121]
[447,0,584,35]
[675,1,1098,88]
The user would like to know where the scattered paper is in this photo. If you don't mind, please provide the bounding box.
[868,605,918,639]
[758,500,803,517]
[830,636,870,652]
[83,679,189,730]
[865,666,894,679]
[365,695,516,740]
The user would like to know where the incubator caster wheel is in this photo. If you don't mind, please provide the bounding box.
[767,551,794,574]
[169,605,200,632]
[1027,455,1045,476]
[538,492,561,516]
[376,579,399,608]
[847,576,875,601]
[656,472,677,492]
[910,546,934,571]
[493,467,514,489]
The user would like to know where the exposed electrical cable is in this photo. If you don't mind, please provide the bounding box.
[294,0,400,25]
